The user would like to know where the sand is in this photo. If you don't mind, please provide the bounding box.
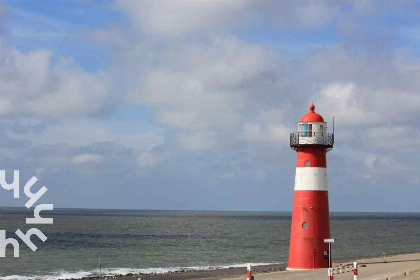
[79,252,420,280]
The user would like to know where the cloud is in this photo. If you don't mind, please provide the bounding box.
[307,45,420,128]
[294,1,340,27]
[22,142,136,175]
[241,109,290,145]
[364,154,376,169]
[71,153,104,164]
[0,132,32,149]
[365,126,420,152]
[363,153,408,179]
[115,0,346,37]
[137,150,169,169]
[27,119,165,150]
[242,123,289,144]
[176,131,218,151]
[2,1,420,211]
[0,43,113,118]
[126,37,279,130]
[115,0,249,36]
[91,1,420,209]
[315,83,381,126]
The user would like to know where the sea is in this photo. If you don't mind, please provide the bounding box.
[0,208,419,279]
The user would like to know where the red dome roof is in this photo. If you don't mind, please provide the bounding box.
[299,103,324,122]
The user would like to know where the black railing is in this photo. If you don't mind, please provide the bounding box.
[290,132,334,149]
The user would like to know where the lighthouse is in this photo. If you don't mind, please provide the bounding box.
[288,103,334,270]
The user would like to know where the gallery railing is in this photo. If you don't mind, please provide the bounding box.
[290,132,334,150]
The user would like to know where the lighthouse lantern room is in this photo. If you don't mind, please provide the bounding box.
[288,103,334,270]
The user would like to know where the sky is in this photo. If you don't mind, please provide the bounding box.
[0,0,419,212]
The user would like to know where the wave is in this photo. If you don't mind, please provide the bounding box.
[1,262,282,280]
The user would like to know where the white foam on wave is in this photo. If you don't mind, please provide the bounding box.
[100,262,282,275]
[2,276,33,280]
[2,262,283,280]
[2,270,94,280]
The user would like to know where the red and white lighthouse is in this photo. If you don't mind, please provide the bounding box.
[288,103,334,270]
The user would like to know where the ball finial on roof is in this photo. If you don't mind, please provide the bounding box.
[299,102,324,122]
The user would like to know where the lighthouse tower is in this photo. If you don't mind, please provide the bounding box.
[288,103,334,270]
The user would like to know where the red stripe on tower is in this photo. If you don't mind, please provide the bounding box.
[287,103,334,270]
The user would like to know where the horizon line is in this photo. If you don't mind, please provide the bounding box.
[0,206,419,214]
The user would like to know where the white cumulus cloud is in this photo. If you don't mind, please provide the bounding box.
[0,44,112,118]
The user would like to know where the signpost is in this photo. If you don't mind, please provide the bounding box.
[324,238,335,268]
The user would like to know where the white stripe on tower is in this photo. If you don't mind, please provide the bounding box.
[294,167,328,191]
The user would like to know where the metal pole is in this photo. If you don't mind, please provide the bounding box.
[99,250,102,279]
[247,264,252,280]
[328,268,335,280]
[328,243,332,268]
[353,262,358,280]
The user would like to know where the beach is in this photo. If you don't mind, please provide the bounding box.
[78,252,420,280]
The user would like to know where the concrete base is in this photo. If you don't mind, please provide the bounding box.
[286,267,323,271]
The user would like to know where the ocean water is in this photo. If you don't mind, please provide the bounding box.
[0,208,419,279]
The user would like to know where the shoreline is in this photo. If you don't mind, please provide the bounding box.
[74,250,419,280]
[78,263,286,280]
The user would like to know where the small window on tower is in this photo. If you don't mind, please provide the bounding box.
[320,125,324,136]
[303,124,308,137]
